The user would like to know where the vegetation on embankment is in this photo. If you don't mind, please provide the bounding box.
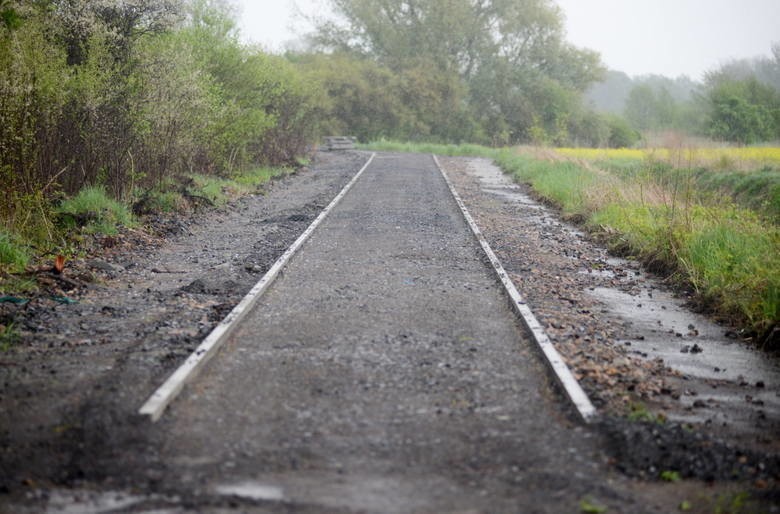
[366,140,779,348]
[0,1,312,274]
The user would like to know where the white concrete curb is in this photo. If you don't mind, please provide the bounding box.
[433,154,597,423]
[139,153,377,421]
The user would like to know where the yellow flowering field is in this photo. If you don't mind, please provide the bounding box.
[556,147,780,168]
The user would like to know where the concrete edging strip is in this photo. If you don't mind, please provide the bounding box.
[433,154,598,423]
[139,152,378,421]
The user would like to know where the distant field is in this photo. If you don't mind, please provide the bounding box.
[556,147,780,169]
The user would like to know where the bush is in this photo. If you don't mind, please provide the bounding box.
[606,115,641,148]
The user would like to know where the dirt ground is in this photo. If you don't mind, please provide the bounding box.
[0,151,778,512]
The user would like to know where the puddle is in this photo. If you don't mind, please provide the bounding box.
[215,482,285,502]
[45,490,171,514]
[578,268,616,279]
[468,159,584,240]
[468,159,544,209]
[590,286,780,431]
[590,287,779,384]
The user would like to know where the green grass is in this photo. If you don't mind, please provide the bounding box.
[593,157,780,223]
[364,140,779,344]
[579,497,607,514]
[231,167,290,190]
[57,186,135,235]
[660,470,682,482]
[189,167,291,206]
[0,321,20,352]
[361,139,498,158]
[0,231,29,271]
[138,189,183,213]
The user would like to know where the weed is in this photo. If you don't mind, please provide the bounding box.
[579,497,607,513]
[189,167,292,206]
[660,470,682,482]
[0,275,38,295]
[627,403,666,424]
[714,491,751,514]
[0,231,29,271]
[0,322,20,352]
[232,167,290,191]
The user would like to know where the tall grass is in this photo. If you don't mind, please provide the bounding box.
[0,231,29,272]
[57,186,135,235]
[189,167,291,206]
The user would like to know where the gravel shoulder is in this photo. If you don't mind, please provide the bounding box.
[0,151,367,494]
[439,156,780,495]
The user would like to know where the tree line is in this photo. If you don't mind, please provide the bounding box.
[2,0,778,245]
[587,48,780,145]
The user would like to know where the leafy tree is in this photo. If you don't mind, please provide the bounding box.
[605,115,640,148]
[706,77,779,144]
[310,0,604,145]
[624,84,678,131]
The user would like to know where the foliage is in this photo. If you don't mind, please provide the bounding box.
[605,115,641,148]
[579,497,607,514]
[625,84,678,131]
[706,77,780,145]
[57,186,135,235]
[0,0,319,261]
[310,0,605,146]
[556,147,780,221]
[188,167,291,206]
[0,321,20,352]
[660,470,682,482]
[0,231,28,271]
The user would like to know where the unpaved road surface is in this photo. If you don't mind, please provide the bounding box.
[2,152,778,512]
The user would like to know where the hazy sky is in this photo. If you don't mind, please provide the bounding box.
[234,0,780,81]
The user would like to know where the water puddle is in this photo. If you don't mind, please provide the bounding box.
[590,287,779,384]
[589,285,780,432]
[467,159,543,209]
[44,490,174,514]
[215,482,285,502]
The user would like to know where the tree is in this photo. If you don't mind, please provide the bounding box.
[706,78,779,145]
[310,0,604,145]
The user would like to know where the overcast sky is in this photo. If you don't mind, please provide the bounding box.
[234,0,780,81]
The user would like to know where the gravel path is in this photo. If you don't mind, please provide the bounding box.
[75,152,670,513]
[2,152,777,512]
[0,151,365,499]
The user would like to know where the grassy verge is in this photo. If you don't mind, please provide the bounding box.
[364,141,779,346]
[0,166,293,284]
[188,167,290,206]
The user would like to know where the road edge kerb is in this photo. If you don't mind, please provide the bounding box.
[139,152,378,422]
[432,154,598,423]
